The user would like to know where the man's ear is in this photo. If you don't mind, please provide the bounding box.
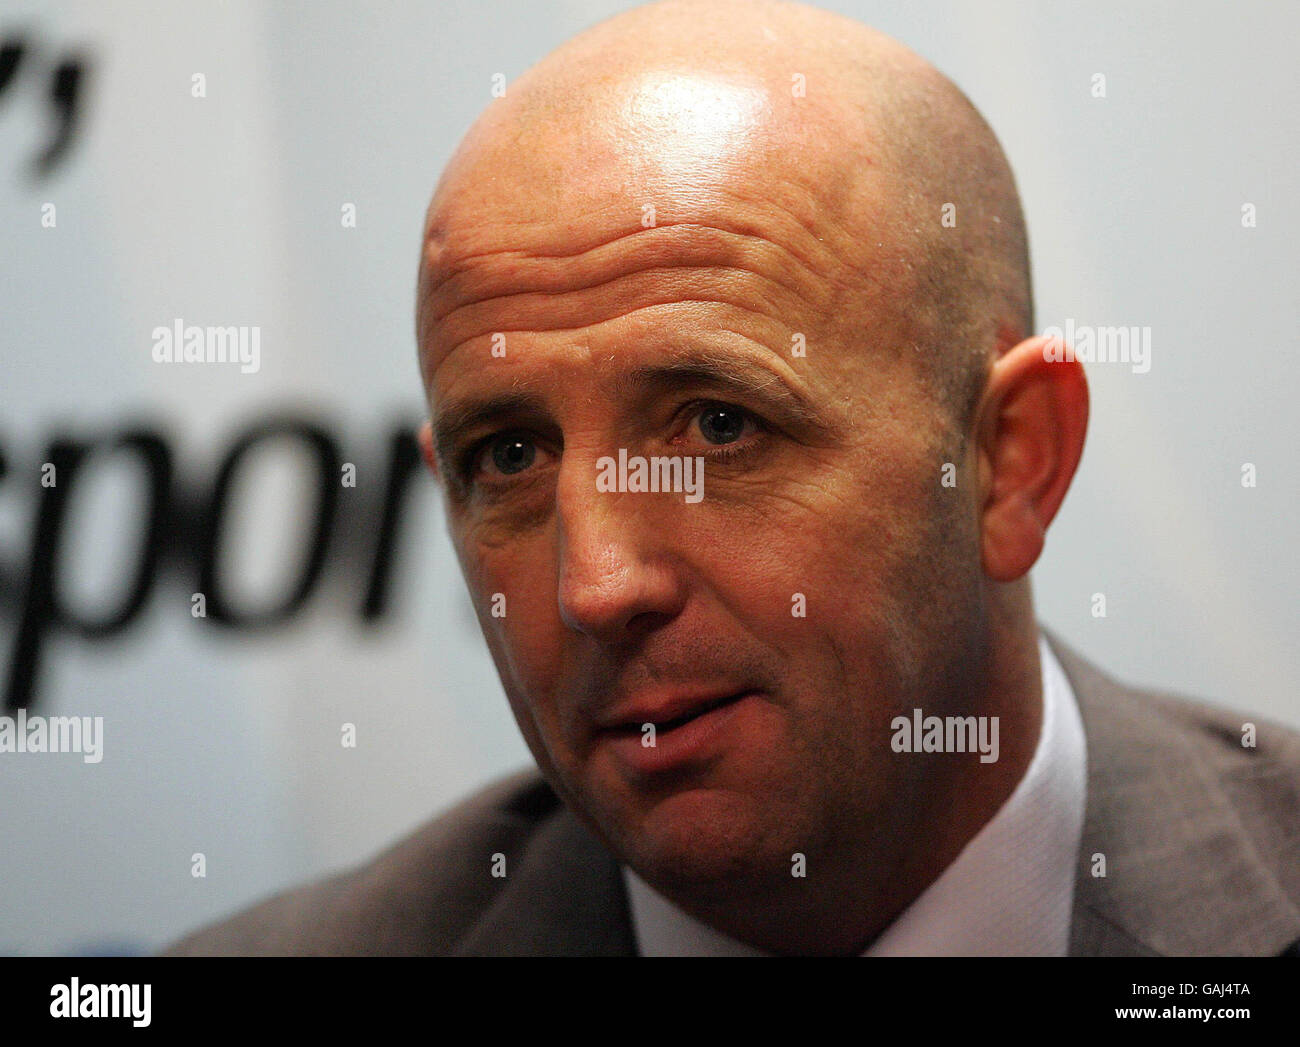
[973,335,1089,582]
[418,420,440,479]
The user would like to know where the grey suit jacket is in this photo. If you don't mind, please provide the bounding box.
[163,636,1300,956]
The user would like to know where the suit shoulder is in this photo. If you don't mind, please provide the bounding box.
[161,766,562,955]
[1136,687,1300,879]
[1052,634,1300,784]
[1123,680,1300,780]
[1065,646,1300,933]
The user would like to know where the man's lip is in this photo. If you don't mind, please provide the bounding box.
[597,689,755,733]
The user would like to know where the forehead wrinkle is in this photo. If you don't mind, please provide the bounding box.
[426,294,802,400]
[416,168,870,322]
[431,275,808,370]
[419,228,861,388]
[424,218,837,326]
[424,178,857,293]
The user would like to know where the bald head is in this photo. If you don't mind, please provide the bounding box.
[418,0,1031,429]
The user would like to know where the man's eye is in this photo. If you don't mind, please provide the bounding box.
[695,403,753,445]
[476,433,537,477]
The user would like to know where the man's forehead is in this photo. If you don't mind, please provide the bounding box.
[415,73,900,380]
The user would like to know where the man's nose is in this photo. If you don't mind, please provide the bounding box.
[554,455,688,644]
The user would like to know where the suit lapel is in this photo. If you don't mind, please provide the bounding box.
[1049,633,1300,955]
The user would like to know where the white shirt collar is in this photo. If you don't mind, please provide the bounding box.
[622,633,1088,955]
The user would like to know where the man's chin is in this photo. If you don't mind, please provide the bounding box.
[608,786,784,891]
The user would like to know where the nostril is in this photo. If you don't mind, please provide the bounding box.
[626,610,672,635]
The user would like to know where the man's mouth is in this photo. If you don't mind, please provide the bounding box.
[601,689,751,736]
[597,689,762,776]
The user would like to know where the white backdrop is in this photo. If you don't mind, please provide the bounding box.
[1,0,1296,954]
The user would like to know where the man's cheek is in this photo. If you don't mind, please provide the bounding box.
[485,576,573,707]
[456,528,540,619]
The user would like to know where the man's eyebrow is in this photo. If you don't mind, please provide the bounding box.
[627,349,825,428]
[433,391,546,467]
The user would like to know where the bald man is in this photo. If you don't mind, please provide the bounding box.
[165,0,1300,957]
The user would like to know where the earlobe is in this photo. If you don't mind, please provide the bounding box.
[418,420,440,478]
[975,335,1089,582]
